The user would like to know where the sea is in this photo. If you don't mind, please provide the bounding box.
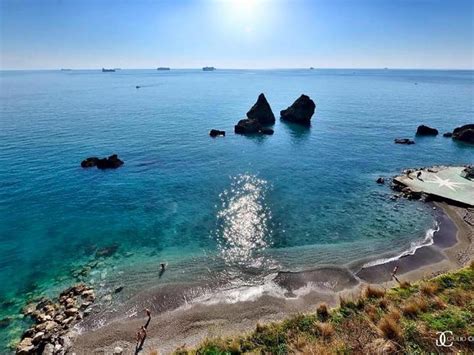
[0,68,472,349]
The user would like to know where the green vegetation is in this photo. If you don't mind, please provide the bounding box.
[175,263,474,354]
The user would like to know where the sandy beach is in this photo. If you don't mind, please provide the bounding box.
[69,202,473,355]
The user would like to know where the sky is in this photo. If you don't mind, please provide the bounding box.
[0,0,473,69]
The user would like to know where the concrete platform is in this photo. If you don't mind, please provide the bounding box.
[394,166,474,207]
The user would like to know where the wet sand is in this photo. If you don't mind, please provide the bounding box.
[71,203,473,355]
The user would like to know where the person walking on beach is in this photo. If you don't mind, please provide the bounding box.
[135,309,151,354]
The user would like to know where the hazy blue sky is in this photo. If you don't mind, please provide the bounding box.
[1,0,473,69]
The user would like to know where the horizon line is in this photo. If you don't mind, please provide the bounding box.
[1,67,474,71]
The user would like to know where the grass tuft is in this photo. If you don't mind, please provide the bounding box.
[363,285,385,299]
[316,303,329,321]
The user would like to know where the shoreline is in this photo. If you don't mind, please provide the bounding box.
[70,202,473,355]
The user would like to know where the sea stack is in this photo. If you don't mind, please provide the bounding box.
[246,93,275,125]
[452,124,474,144]
[234,94,275,135]
[280,94,316,125]
[416,125,438,136]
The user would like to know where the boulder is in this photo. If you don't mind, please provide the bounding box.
[81,155,123,169]
[376,177,385,184]
[114,346,124,355]
[280,94,316,125]
[234,118,262,134]
[96,154,124,169]
[80,157,99,168]
[209,129,225,137]
[16,337,34,355]
[452,124,474,144]
[443,132,453,137]
[416,125,438,136]
[394,138,415,145]
[246,93,275,125]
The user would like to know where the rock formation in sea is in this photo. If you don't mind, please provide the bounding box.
[443,132,453,137]
[234,119,273,135]
[452,124,474,144]
[81,154,124,169]
[234,94,275,135]
[209,129,225,137]
[416,125,438,136]
[280,94,316,125]
[394,138,415,145]
[246,93,275,125]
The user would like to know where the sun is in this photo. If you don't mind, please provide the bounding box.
[228,0,257,15]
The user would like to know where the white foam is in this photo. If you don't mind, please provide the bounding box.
[362,223,440,268]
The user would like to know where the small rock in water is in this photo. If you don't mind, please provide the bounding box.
[81,154,124,169]
[416,124,438,136]
[443,132,453,137]
[209,129,225,137]
[452,124,474,144]
[394,138,415,145]
[376,177,385,184]
[114,286,124,293]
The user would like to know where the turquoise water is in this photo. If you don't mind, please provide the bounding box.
[0,69,473,347]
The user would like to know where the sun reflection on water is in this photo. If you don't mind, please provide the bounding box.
[215,174,272,269]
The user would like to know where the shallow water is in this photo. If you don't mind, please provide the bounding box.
[0,69,473,348]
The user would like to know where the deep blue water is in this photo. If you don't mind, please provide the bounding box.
[0,69,473,347]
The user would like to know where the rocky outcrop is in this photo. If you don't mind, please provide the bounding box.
[81,155,123,169]
[452,124,474,144]
[376,177,385,184]
[394,138,415,145]
[416,125,438,136]
[234,119,274,135]
[280,94,316,125]
[209,129,225,137]
[17,284,95,354]
[246,93,275,125]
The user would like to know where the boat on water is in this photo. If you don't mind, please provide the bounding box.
[157,67,170,71]
[60,69,72,71]
[202,66,216,71]
[102,68,115,72]
[309,67,315,70]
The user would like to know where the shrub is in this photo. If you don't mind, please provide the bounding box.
[402,301,419,318]
[363,285,385,299]
[315,322,334,339]
[317,303,329,321]
[420,282,438,296]
[378,316,402,340]
[399,280,411,289]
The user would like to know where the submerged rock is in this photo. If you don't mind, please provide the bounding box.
[95,244,119,258]
[452,124,474,144]
[280,94,316,125]
[376,177,385,184]
[394,138,415,145]
[443,132,453,137]
[209,129,225,137]
[416,125,438,136]
[246,93,275,125]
